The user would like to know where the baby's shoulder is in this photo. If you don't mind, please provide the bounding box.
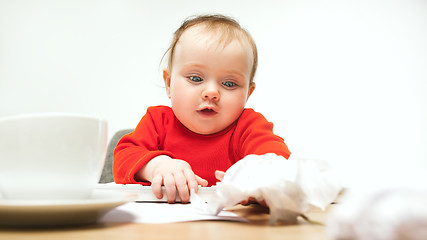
[146,105,173,116]
[144,105,175,123]
[240,108,269,122]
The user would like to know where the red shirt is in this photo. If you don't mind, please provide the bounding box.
[113,106,290,186]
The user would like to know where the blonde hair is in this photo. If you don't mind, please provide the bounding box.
[163,14,258,83]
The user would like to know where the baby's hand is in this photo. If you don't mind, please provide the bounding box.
[139,155,208,203]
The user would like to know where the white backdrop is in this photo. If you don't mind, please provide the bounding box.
[1,0,426,188]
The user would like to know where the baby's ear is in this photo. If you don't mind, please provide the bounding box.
[247,82,256,100]
[163,69,172,98]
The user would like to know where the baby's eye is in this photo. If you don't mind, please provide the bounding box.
[223,81,237,88]
[189,76,203,82]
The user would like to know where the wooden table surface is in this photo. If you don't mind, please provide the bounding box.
[0,204,333,240]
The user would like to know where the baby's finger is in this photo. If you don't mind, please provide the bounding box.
[184,169,199,193]
[175,172,190,203]
[163,173,177,203]
[195,175,208,187]
[151,175,164,199]
[214,170,225,182]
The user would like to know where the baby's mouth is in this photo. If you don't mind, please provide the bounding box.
[197,107,218,117]
[201,108,215,113]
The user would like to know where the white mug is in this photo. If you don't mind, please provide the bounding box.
[0,113,108,200]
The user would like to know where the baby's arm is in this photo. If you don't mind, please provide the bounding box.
[135,155,208,203]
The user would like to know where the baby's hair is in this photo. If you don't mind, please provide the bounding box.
[162,14,258,83]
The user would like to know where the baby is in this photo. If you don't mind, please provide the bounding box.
[113,14,290,203]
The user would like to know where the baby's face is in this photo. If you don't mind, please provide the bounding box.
[164,26,255,135]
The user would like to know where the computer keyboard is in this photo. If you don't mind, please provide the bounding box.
[96,183,217,203]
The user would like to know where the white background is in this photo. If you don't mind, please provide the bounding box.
[1,0,426,189]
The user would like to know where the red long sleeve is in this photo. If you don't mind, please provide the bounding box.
[113,106,290,186]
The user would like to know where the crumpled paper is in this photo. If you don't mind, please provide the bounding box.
[191,153,342,224]
[326,187,427,240]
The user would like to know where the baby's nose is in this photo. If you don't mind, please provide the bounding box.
[202,83,220,101]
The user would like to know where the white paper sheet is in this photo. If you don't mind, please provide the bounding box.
[191,154,342,224]
[100,202,248,224]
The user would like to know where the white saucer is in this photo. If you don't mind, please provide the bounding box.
[0,190,136,227]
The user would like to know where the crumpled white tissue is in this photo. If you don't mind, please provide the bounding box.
[191,153,342,224]
[326,187,427,240]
